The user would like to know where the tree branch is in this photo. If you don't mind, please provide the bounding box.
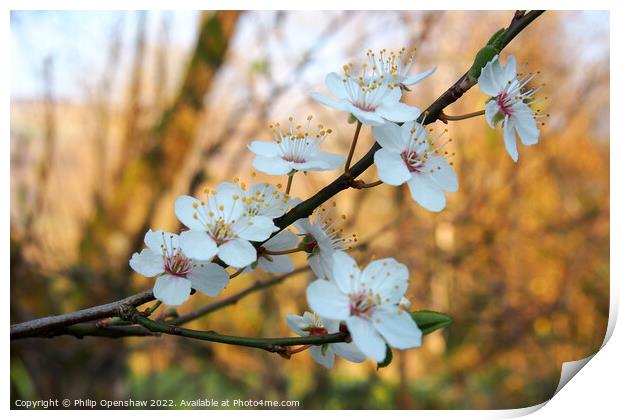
[132,312,349,354]
[10,290,154,339]
[169,266,311,326]
[272,10,544,232]
[9,10,544,342]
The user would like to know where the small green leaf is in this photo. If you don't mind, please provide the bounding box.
[468,45,500,82]
[486,28,506,48]
[377,345,393,370]
[411,310,453,335]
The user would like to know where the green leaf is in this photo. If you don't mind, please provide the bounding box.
[411,310,453,335]
[486,28,506,48]
[377,345,393,370]
[467,44,500,82]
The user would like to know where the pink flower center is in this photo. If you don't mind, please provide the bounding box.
[349,292,375,318]
[209,219,235,245]
[401,151,423,173]
[496,90,514,117]
[283,155,307,164]
[163,253,192,278]
[353,103,377,112]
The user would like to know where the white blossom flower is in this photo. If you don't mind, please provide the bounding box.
[294,206,356,279]
[372,120,458,212]
[250,230,298,274]
[365,48,437,88]
[249,117,345,176]
[306,251,422,362]
[175,182,278,269]
[286,311,366,368]
[129,230,229,306]
[238,180,292,219]
[311,56,421,126]
[478,55,546,162]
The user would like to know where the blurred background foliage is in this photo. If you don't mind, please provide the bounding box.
[10,10,609,409]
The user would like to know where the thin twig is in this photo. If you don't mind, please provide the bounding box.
[351,179,383,189]
[285,171,295,194]
[262,247,302,256]
[170,266,311,326]
[133,313,349,353]
[438,109,485,123]
[344,121,363,173]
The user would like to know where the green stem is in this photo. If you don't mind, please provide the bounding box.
[132,314,348,352]
[143,300,162,316]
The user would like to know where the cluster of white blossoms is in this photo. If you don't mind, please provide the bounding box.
[130,48,545,368]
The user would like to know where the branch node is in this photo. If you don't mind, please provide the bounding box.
[118,304,137,322]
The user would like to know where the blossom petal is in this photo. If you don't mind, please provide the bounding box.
[234,215,277,242]
[252,155,292,176]
[503,119,519,162]
[264,230,298,251]
[188,262,229,297]
[513,105,540,146]
[372,121,405,153]
[259,254,294,273]
[382,85,402,103]
[478,55,502,96]
[294,218,311,235]
[144,229,174,251]
[350,108,386,126]
[129,249,163,277]
[311,92,353,113]
[306,279,350,320]
[374,310,422,350]
[310,346,335,368]
[376,102,420,123]
[427,155,458,192]
[374,148,411,186]
[308,254,328,279]
[331,342,367,363]
[325,72,348,99]
[346,316,386,362]
[360,258,408,304]
[179,230,218,261]
[153,274,192,306]
[407,174,446,212]
[174,195,204,230]
[485,99,501,128]
[217,238,257,268]
[248,140,280,158]
[401,66,437,86]
[330,251,361,294]
[502,55,517,87]
[404,122,430,156]
[301,151,345,171]
[286,313,308,336]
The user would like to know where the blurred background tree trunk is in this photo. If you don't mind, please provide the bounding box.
[79,11,241,277]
